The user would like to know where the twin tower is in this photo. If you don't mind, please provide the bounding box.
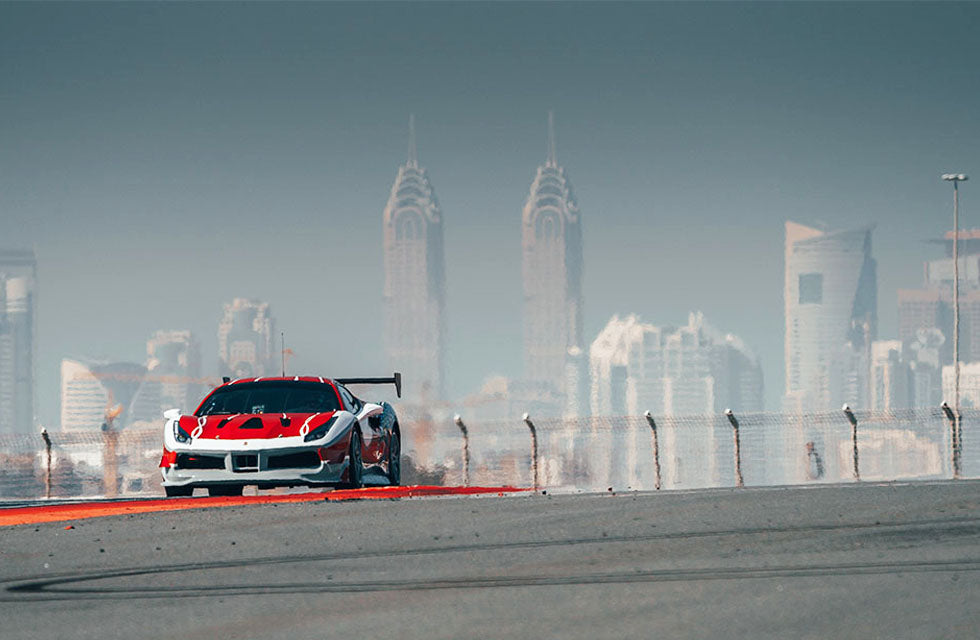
[382,114,585,411]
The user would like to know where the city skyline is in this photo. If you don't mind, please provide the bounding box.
[590,311,763,417]
[1,3,976,427]
[2,177,975,429]
[3,179,976,427]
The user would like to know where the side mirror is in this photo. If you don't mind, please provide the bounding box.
[163,408,181,421]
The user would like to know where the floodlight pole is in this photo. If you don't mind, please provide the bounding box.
[943,173,968,446]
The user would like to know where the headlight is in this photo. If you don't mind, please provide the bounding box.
[173,420,192,444]
[304,415,339,442]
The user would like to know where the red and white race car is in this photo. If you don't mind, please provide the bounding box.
[159,374,402,497]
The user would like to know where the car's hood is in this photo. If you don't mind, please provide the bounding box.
[177,411,338,440]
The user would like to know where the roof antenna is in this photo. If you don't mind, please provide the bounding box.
[547,110,557,168]
[407,114,418,169]
[281,331,286,377]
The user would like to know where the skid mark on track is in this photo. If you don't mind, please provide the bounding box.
[0,485,529,527]
[4,514,980,602]
[5,558,980,601]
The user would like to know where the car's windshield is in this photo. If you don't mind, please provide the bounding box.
[196,383,341,416]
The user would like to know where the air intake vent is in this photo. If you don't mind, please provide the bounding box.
[268,451,320,469]
[239,418,264,429]
[233,454,259,472]
[176,454,225,470]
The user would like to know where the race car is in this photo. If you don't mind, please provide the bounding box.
[159,373,402,497]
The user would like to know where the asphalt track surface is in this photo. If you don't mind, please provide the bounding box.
[0,485,526,526]
[2,481,979,639]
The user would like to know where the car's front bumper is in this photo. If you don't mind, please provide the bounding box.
[161,444,349,488]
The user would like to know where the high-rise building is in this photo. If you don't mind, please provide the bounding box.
[146,330,202,414]
[382,116,446,401]
[870,340,911,410]
[589,312,763,491]
[522,113,584,413]
[218,299,275,379]
[590,312,763,417]
[784,222,877,412]
[589,316,640,416]
[60,359,159,431]
[0,249,36,435]
[907,328,945,408]
[898,230,980,371]
[943,361,980,409]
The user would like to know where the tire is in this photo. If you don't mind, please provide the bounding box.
[207,485,244,497]
[165,485,194,497]
[387,430,401,486]
[341,429,363,489]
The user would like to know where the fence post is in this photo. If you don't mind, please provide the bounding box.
[725,409,744,488]
[101,421,118,498]
[959,406,965,478]
[453,414,470,487]
[522,413,539,491]
[40,427,52,499]
[843,405,860,481]
[942,402,961,479]
[643,411,661,490]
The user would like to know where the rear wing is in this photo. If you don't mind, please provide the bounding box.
[335,372,402,398]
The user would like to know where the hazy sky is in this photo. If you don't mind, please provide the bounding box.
[1,2,978,426]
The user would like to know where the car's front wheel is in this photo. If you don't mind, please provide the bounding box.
[341,429,363,489]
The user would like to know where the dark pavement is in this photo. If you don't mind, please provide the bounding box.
[2,481,979,639]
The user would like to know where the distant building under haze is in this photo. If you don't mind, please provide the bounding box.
[522,113,585,417]
[783,222,877,412]
[146,330,203,414]
[0,249,36,435]
[944,362,980,409]
[382,116,446,402]
[588,312,763,492]
[218,299,276,379]
[898,231,980,388]
[590,312,763,417]
[869,340,911,410]
[60,359,159,431]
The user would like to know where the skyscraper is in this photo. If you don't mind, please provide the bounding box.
[522,113,584,413]
[589,312,763,490]
[590,312,763,417]
[146,330,202,414]
[218,299,276,379]
[869,340,911,410]
[60,359,158,431]
[784,222,877,412]
[382,116,447,401]
[898,230,980,370]
[0,249,36,435]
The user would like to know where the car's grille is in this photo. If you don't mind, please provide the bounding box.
[176,454,225,470]
[267,451,320,469]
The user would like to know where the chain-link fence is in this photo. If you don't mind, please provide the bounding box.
[415,407,976,492]
[0,407,975,500]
